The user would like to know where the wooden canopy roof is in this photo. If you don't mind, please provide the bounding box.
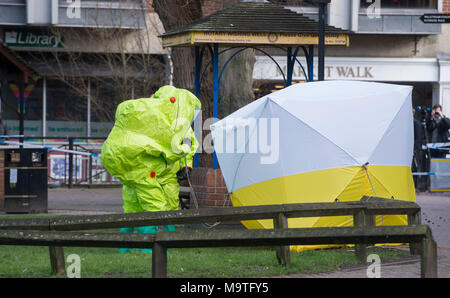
[160,1,349,48]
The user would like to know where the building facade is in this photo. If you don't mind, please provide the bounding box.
[0,0,169,189]
[254,0,450,114]
[0,0,167,138]
[1,0,449,201]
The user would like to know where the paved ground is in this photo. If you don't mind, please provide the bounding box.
[285,192,450,278]
[1,188,449,278]
[47,186,124,215]
[284,246,450,278]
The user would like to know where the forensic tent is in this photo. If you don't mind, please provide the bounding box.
[210,80,415,251]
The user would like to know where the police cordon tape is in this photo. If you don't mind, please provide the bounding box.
[413,172,450,176]
[1,140,447,176]
[0,139,100,157]
[422,142,450,150]
[0,138,448,164]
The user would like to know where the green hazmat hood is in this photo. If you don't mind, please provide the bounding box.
[101,86,201,185]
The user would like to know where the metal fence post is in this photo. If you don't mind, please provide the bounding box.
[68,137,74,188]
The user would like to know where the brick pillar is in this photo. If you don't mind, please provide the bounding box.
[0,150,4,211]
[444,0,450,13]
[190,167,232,208]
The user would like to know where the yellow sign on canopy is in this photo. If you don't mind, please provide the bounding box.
[162,31,349,48]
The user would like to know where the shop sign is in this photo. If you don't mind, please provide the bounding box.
[162,31,349,47]
[253,56,439,82]
[4,29,64,48]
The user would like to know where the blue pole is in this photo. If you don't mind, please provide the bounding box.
[213,43,219,169]
[308,45,314,82]
[194,46,202,167]
[286,47,293,87]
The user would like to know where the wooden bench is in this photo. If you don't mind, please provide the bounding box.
[0,224,437,278]
[0,197,427,276]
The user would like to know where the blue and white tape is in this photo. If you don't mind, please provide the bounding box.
[0,140,100,157]
[422,142,450,150]
[413,172,450,176]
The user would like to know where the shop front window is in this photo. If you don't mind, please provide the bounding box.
[46,78,87,122]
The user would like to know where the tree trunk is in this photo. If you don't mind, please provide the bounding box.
[152,0,204,91]
[152,0,256,167]
[219,48,256,118]
[153,0,214,167]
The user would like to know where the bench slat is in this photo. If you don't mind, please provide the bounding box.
[155,225,429,248]
[0,203,374,231]
[0,230,156,248]
[0,199,421,232]
[0,225,429,249]
[0,218,49,231]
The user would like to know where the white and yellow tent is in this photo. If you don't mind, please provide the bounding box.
[210,80,416,251]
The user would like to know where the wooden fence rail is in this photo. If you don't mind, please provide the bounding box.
[0,225,437,278]
[0,196,428,277]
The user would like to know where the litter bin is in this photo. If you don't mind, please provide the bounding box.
[4,148,48,213]
[429,158,450,192]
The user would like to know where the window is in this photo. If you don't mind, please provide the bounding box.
[360,0,438,10]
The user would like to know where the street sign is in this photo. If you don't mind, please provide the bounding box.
[420,14,450,23]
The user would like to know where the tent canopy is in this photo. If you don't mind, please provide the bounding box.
[210,81,415,245]
[212,80,414,194]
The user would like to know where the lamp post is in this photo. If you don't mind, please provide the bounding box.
[307,0,330,81]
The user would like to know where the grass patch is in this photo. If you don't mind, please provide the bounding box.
[0,217,411,278]
[0,244,409,278]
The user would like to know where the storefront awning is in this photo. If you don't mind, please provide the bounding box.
[17,52,164,79]
[0,41,39,81]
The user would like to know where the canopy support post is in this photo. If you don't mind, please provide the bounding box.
[286,47,301,87]
[307,45,314,82]
[317,0,330,81]
[212,43,219,169]
[286,47,293,87]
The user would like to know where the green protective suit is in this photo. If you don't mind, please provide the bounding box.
[101,86,201,253]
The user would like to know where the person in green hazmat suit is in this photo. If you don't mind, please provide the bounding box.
[101,85,201,253]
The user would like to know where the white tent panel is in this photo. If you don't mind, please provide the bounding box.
[229,99,358,192]
[269,81,412,165]
[211,95,268,191]
[211,80,414,193]
[368,94,414,166]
